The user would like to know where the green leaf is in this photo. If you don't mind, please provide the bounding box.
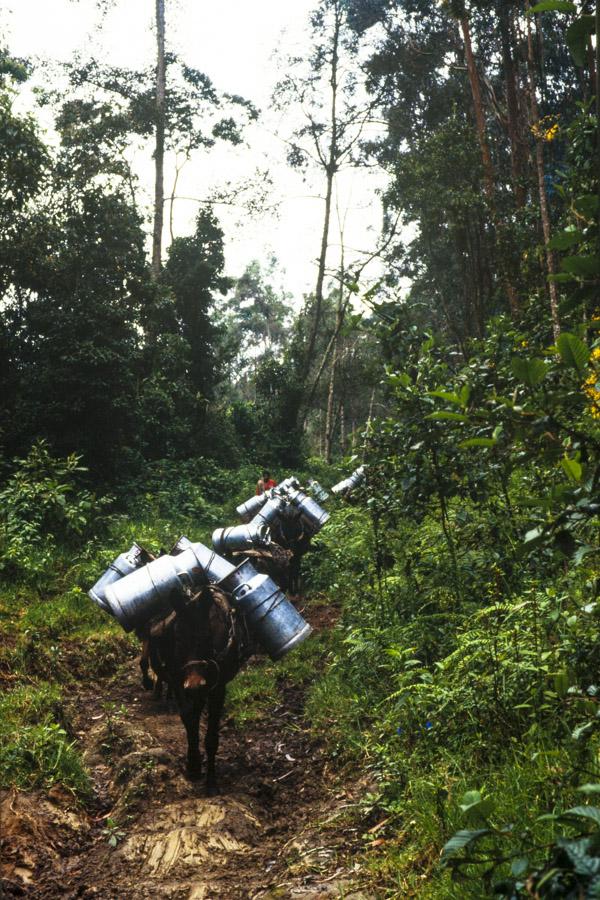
[556,332,590,375]
[548,272,577,283]
[578,785,600,795]
[566,16,595,67]
[529,0,576,10]
[554,671,571,697]
[459,384,471,408]
[426,412,468,422]
[549,229,585,251]
[459,790,482,812]
[459,790,494,819]
[441,829,490,863]
[561,255,600,278]
[561,455,583,482]
[573,194,599,220]
[524,526,545,546]
[388,372,412,388]
[459,438,497,448]
[511,357,548,388]
[561,806,600,827]
[511,857,529,877]
[428,390,462,405]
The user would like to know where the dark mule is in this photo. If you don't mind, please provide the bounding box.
[146,584,254,795]
[269,511,313,596]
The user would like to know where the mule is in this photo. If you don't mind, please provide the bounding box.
[146,584,254,795]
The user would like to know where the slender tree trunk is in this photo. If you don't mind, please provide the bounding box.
[152,0,166,279]
[460,17,495,204]
[500,3,526,208]
[526,3,561,339]
[324,349,337,463]
[367,387,375,424]
[340,401,345,454]
[459,14,520,317]
[596,0,600,260]
[303,2,340,376]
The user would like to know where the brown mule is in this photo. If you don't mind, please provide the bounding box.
[147,585,254,795]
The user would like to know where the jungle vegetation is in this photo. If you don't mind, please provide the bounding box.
[1,0,599,896]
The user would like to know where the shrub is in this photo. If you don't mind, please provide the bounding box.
[0,440,110,580]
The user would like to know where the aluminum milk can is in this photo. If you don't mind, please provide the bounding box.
[88,543,151,612]
[307,479,329,503]
[103,541,235,632]
[285,488,330,534]
[250,495,287,529]
[219,559,312,660]
[212,522,271,555]
[236,492,269,523]
[331,465,365,497]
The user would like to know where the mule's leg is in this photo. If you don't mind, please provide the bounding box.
[289,554,300,596]
[179,689,205,779]
[140,638,154,691]
[152,675,163,701]
[205,683,226,796]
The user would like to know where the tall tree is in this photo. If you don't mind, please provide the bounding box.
[152,0,166,277]
[275,0,379,378]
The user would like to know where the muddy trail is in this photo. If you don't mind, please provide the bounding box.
[1,603,375,899]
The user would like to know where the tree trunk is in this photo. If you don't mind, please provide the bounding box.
[460,17,495,204]
[460,15,520,317]
[152,0,166,279]
[499,3,526,208]
[324,348,337,463]
[303,1,340,376]
[526,3,561,340]
[596,0,599,261]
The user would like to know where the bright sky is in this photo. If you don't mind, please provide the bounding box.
[1,0,388,303]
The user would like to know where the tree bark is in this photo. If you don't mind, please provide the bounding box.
[526,3,561,340]
[460,14,520,317]
[324,347,337,463]
[152,0,166,279]
[460,16,495,204]
[499,3,526,209]
[596,0,599,261]
[303,0,340,377]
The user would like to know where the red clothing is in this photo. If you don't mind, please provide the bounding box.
[256,478,277,495]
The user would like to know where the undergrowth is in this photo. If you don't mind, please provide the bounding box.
[0,448,260,798]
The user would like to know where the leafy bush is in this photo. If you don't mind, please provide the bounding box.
[0,683,90,796]
[0,441,110,580]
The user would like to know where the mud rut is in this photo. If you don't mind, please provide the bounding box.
[1,604,374,899]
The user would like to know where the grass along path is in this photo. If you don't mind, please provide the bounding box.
[1,597,378,899]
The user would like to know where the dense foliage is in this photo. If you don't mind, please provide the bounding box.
[0,1,599,896]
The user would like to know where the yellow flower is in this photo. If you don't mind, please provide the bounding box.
[583,347,600,418]
[531,116,560,142]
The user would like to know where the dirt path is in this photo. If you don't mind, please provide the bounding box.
[1,604,374,899]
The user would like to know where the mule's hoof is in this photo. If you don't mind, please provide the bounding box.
[206,781,221,797]
[142,676,154,691]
